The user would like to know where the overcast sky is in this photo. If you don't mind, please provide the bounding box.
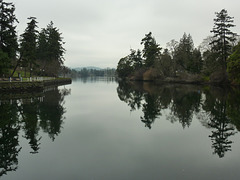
[6,0,240,68]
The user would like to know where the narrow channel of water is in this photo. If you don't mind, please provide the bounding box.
[1,77,240,180]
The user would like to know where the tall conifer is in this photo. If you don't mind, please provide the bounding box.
[0,0,18,76]
[210,9,237,69]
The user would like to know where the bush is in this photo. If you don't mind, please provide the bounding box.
[227,42,240,84]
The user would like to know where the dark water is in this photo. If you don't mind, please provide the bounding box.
[1,78,240,180]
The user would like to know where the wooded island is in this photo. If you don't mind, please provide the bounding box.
[117,9,240,85]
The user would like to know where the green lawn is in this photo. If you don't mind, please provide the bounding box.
[10,69,31,78]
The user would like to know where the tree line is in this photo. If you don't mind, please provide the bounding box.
[0,0,65,78]
[67,68,116,78]
[117,9,240,84]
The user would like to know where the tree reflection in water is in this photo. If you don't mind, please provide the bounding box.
[117,81,240,158]
[0,86,70,176]
[202,87,238,158]
[0,103,21,176]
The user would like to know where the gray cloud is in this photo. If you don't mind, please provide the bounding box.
[7,0,240,68]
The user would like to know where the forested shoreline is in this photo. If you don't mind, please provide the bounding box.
[1,1,240,85]
[0,0,66,78]
[117,9,240,85]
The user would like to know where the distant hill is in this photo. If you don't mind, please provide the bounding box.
[73,66,103,71]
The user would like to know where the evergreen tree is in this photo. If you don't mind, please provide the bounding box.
[37,29,48,70]
[141,32,161,67]
[210,9,237,69]
[19,17,38,77]
[174,33,194,72]
[37,21,65,76]
[47,22,65,64]
[0,49,9,76]
[173,33,203,74]
[0,0,18,76]
[129,49,143,70]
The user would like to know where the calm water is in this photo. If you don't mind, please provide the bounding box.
[1,77,240,180]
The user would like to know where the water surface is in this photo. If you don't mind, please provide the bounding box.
[1,78,240,180]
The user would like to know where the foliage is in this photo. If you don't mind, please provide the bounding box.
[155,48,175,77]
[202,49,219,75]
[192,48,203,73]
[117,56,134,78]
[37,29,48,63]
[174,33,194,71]
[36,21,65,76]
[45,21,65,64]
[129,49,143,69]
[173,33,202,73]
[19,17,38,76]
[0,0,18,59]
[116,9,240,83]
[0,0,18,77]
[166,39,178,58]
[0,49,10,76]
[63,67,116,78]
[0,1,66,78]
[210,9,237,69]
[227,42,240,83]
[117,47,145,79]
[141,32,161,67]
[117,32,204,79]
[117,32,161,78]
